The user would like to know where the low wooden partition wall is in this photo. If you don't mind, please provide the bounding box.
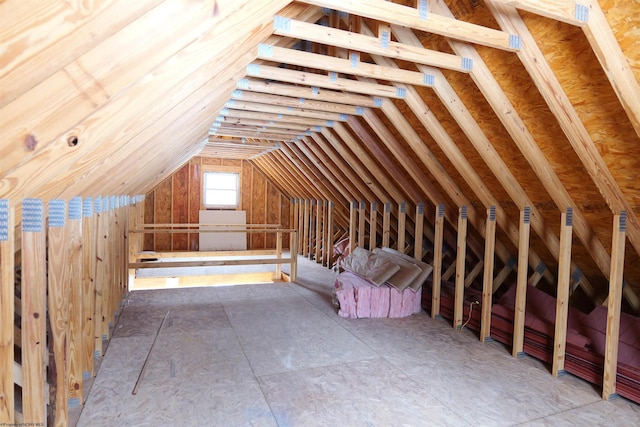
[0,195,137,427]
[128,223,299,288]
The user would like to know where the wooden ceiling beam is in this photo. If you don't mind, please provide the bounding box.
[237,78,380,107]
[222,99,348,121]
[211,118,313,132]
[212,124,301,136]
[255,44,436,87]
[272,17,470,73]
[210,129,290,141]
[245,64,405,99]
[231,90,366,115]
[297,0,520,51]
[221,109,332,128]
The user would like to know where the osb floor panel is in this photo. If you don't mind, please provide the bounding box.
[77,257,640,426]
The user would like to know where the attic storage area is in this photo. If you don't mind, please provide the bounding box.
[2,0,640,425]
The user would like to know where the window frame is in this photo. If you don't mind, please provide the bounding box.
[202,169,241,209]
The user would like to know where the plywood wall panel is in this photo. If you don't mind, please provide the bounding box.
[188,158,201,250]
[146,157,289,251]
[171,164,189,250]
[251,170,267,249]
[154,177,172,251]
[143,191,154,251]
[266,181,280,248]
[241,160,253,248]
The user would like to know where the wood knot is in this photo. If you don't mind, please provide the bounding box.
[25,134,38,151]
[33,312,40,318]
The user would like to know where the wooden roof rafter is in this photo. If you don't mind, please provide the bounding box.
[296,0,522,51]
[488,0,640,139]
[467,1,640,309]
[379,22,606,303]
[271,16,471,73]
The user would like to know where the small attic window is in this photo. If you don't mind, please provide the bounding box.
[203,172,239,208]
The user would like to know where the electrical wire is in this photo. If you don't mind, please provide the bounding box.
[460,300,479,331]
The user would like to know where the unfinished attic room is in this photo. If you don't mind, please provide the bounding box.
[5,0,640,425]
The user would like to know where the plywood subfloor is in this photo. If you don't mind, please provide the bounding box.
[77,257,640,426]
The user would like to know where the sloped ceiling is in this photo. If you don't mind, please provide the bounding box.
[2,0,640,311]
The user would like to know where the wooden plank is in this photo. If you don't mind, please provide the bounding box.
[2,0,295,205]
[480,207,497,343]
[349,201,357,253]
[224,99,346,121]
[308,200,315,257]
[66,198,84,407]
[0,201,14,424]
[131,258,295,269]
[369,202,378,250]
[489,0,586,26]
[93,198,107,358]
[21,198,47,424]
[81,198,96,379]
[454,206,468,329]
[290,229,298,281]
[602,212,627,400]
[580,3,640,140]
[432,205,445,319]
[255,45,439,87]
[272,17,469,73]
[315,200,322,262]
[553,209,574,377]
[304,200,311,257]
[239,78,379,107]
[231,91,366,116]
[132,272,279,290]
[47,200,70,426]
[358,201,366,249]
[463,260,484,288]
[298,0,518,51]
[397,202,407,253]
[513,207,531,358]
[0,0,163,108]
[414,203,424,260]
[275,232,283,278]
[246,64,404,99]
[0,0,217,183]
[222,108,333,128]
[382,202,391,248]
[326,202,334,268]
